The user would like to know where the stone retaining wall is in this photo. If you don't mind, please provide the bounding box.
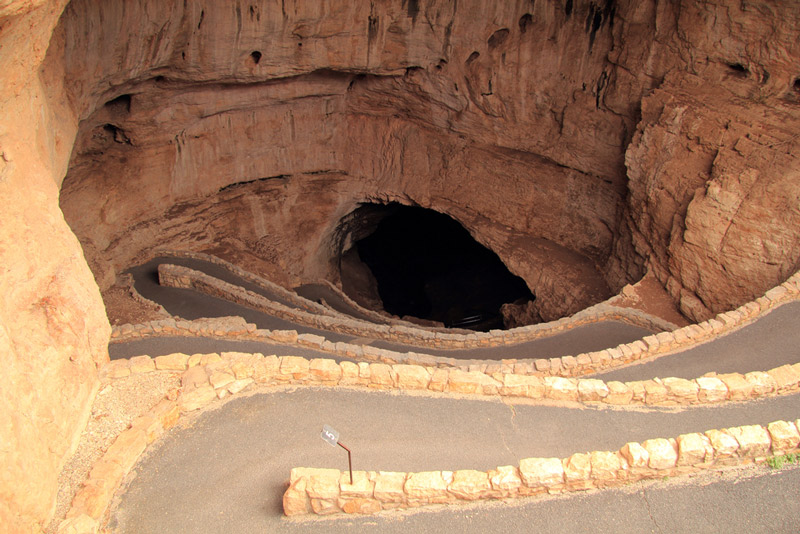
[283,419,800,517]
[151,250,458,329]
[157,261,680,349]
[113,265,800,378]
[101,350,800,408]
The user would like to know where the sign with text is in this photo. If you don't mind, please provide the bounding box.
[320,425,340,447]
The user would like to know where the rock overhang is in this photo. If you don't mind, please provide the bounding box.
[53,0,637,322]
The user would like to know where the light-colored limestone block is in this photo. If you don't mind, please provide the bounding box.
[519,457,564,488]
[642,438,677,469]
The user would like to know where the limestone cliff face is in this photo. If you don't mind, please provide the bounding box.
[2,0,800,530]
[54,0,647,324]
[624,1,800,321]
[52,0,800,327]
[0,1,109,532]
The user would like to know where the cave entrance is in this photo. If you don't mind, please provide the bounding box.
[339,203,534,331]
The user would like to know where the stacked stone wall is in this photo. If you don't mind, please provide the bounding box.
[283,419,800,516]
[113,258,800,378]
[57,347,800,530]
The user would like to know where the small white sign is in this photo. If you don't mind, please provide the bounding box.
[321,425,340,447]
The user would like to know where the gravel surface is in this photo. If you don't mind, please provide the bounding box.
[46,371,181,533]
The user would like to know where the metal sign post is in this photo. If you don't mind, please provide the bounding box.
[320,425,353,484]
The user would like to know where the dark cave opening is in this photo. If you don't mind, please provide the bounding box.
[340,204,534,331]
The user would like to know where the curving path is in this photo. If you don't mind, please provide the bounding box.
[105,257,800,533]
[117,257,656,361]
[110,389,800,533]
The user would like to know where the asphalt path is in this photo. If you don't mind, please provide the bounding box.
[119,258,654,361]
[109,258,800,532]
[596,302,800,382]
[109,388,800,533]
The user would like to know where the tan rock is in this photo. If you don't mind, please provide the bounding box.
[339,471,373,498]
[181,366,209,392]
[448,469,492,500]
[604,381,633,404]
[300,468,341,500]
[543,377,579,402]
[209,371,235,390]
[620,442,649,469]
[105,428,148,474]
[696,376,728,403]
[310,358,343,383]
[340,497,381,514]
[226,378,253,395]
[374,471,407,503]
[744,371,777,396]
[448,369,500,395]
[577,379,609,402]
[230,359,255,380]
[642,439,677,470]
[200,353,223,366]
[488,465,522,495]
[310,498,340,515]
[252,355,280,383]
[394,364,431,390]
[69,477,118,520]
[154,352,189,371]
[718,373,753,400]
[428,368,449,392]
[151,399,180,431]
[643,380,669,405]
[279,356,310,380]
[368,363,395,388]
[705,429,740,459]
[767,420,800,453]
[128,355,155,374]
[178,384,217,412]
[627,381,647,403]
[104,360,131,379]
[767,364,800,391]
[339,361,360,385]
[662,377,698,403]
[187,353,204,367]
[500,373,544,398]
[590,451,621,481]
[129,414,162,444]
[677,433,713,465]
[283,477,310,516]
[57,514,98,534]
[519,457,564,488]
[728,425,771,458]
[405,471,451,504]
[563,453,592,486]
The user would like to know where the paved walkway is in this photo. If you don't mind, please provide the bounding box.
[107,257,800,532]
[109,388,800,533]
[120,257,655,361]
[596,301,800,381]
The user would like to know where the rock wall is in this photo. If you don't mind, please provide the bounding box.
[53,0,649,322]
[623,2,800,321]
[0,2,110,532]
